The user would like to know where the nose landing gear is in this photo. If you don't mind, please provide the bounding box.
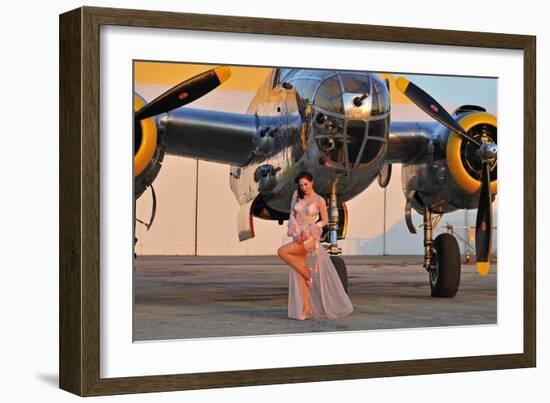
[326,186,349,293]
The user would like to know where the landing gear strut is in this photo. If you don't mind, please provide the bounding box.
[326,185,349,293]
[423,207,461,298]
[327,187,342,255]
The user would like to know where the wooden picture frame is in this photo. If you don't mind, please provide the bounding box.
[59,6,536,396]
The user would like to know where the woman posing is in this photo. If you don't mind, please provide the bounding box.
[277,171,353,320]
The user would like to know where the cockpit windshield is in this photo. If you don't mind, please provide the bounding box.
[314,76,344,114]
[311,72,389,171]
[341,74,371,94]
[273,68,389,171]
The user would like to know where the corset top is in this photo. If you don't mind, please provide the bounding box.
[293,196,320,227]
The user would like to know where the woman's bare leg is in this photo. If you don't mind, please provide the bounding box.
[301,277,311,316]
[277,241,310,281]
[295,252,312,315]
[278,241,311,317]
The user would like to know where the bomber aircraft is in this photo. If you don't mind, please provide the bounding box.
[133,66,497,298]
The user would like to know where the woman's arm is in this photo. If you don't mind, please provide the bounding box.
[287,190,301,239]
[316,196,328,228]
[290,190,298,217]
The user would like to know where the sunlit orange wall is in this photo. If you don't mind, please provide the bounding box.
[134,61,271,92]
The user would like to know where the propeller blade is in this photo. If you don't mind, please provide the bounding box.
[135,66,231,121]
[395,77,481,146]
[475,161,493,275]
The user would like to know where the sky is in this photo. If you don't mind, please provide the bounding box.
[402,73,497,113]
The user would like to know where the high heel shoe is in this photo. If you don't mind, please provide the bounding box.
[298,310,313,321]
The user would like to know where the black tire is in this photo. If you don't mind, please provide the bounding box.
[430,233,461,298]
[330,256,349,293]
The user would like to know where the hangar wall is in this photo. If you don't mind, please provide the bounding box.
[135,158,498,256]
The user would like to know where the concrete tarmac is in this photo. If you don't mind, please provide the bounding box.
[134,255,497,341]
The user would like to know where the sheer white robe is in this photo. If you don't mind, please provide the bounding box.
[286,193,353,320]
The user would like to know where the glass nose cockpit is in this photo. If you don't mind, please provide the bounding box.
[278,69,390,171]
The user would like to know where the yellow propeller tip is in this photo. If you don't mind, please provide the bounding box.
[395,77,410,93]
[476,261,490,276]
[215,66,231,84]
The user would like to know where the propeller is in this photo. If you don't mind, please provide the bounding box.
[475,160,492,275]
[395,76,496,275]
[133,66,231,229]
[135,66,231,121]
[396,78,482,146]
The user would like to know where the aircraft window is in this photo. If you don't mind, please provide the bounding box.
[309,70,335,81]
[295,70,312,79]
[290,78,317,105]
[314,77,344,114]
[291,78,308,94]
[289,79,308,111]
[277,68,293,84]
[273,69,291,86]
[346,120,367,164]
[301,79,318,104]
[362,138,384,163]
[278,69,333,86]
[371,77,391,116]
[342,74,370,94]
[314,114,345,167]
[360,117,388,163]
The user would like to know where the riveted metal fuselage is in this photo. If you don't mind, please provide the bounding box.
[228,68,390,217]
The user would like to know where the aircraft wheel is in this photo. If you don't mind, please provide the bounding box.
[429,233,461,298]
[330,256,349,293]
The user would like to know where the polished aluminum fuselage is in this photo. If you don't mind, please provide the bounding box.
[227,69,389,215]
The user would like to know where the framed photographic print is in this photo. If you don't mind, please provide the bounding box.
[59,6,536,396]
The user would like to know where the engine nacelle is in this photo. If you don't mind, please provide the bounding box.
[402,109,497,215]
[134,94,165,198]
[446,112,497,195]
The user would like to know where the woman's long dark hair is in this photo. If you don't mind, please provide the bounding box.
[294,171,314,200]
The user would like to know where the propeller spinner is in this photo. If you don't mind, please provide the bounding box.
[396,76,496,275]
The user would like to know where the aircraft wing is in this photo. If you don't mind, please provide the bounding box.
[161,107,260,166]
[385,121,437,164]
